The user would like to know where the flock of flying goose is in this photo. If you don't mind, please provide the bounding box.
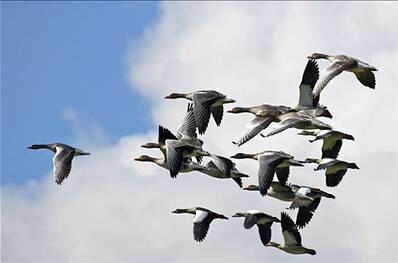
[28,53,377,256]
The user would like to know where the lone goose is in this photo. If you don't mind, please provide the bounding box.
[28,143,90,185]
[165,90,235,134]
[307,53,378,98]
[260,111,332,139]
[198,154,249,188]
[288,185,335,228]
[172,207,228,242]
[228,104,292,146]
[134,155,204,176]
[298,130,355,159]
[266,212,316,255]
[232,210,280,246]
[230,151,303,196]
[244,183,334,228]
[301,158,359,187]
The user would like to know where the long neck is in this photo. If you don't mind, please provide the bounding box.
[315,53,331,60]
[232,153,257,160]
[29,144,55,152]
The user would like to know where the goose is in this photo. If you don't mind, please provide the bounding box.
[198,154,249,188]
[134,155,203,175]
[165,90,235,134]
[260,111,332,139]
[230,151,303,196]
[227,60,331,147]
[298,129,355,159]
[288,184,335,228]
[243,183,334,228]
[243,183,296,202]
[232,210,280,246]
[301,158,359,187]
[27,143,90,185]
[266,212,316,255]
[307,53,377,98]
[228,104,293,146]
[172,207,228,242]
[293,59,332,118]
[142,104,204,163]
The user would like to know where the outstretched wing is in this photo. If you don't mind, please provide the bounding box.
[193,92,223,135]
[261,118,302,138]
[211,105,224,126]
[176,103,197,138]
[234,117,273,146]
[296,198,321,229]
[53,149,75,185]
[354,70,376,89]
[313,60,352,97]
[258,154,285,196]
[257,223,273,246]
[281,212,301,246]
[193,211,214,242]
[322,139,342,159]
[298,59,319,108]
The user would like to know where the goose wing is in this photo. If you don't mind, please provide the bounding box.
[298,59,319,108]
[166,140,189,178]
[176,103,197,138]
[296,197,321,229]
[258,154,286,196]
[353,70,376,89]
[313,60,354,98]
[275,166,290,185]
[193,91,224,134]
[210,155,233,176]
[322,138,342,159]
[193,210,214,242]
[281,212,302,246]
[257,223,273,246]
[234,117,273,146]
[244,214,259,229]
[261,117,303,138]
[211,105,224,126]
[325,167,347,187]
[53,148,75,185]
[158,126,178,146]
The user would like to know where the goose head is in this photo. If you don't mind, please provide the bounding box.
[165,93,187,99]
[242,185,260,191]
[141,142,160,149]
[307,53,329,60]
[134,155,156,162]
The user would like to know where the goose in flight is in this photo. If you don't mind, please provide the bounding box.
[198,154,249,188]
[244,183,334,228]
[266,212,316,255]
[142,104,204,163]
[172,207,228,242]
[230,151,303,196]
[165,90,235,134]
[260,111,332,139]
[28,143,90,185]
[134,155,204,176]
[232,210,280,246]
[298,129,355,159]
[228,104,292,146]
[288,185,335,228]
[307,53,377,98]
[301,158,359,187]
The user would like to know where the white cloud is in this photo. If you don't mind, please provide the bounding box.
[2,2,397,262]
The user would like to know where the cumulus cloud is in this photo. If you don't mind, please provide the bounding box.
[2,2,397,262]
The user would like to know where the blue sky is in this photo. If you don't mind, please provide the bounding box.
[2,2,157,184]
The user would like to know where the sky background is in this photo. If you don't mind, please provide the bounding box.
[1,2,397,263]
